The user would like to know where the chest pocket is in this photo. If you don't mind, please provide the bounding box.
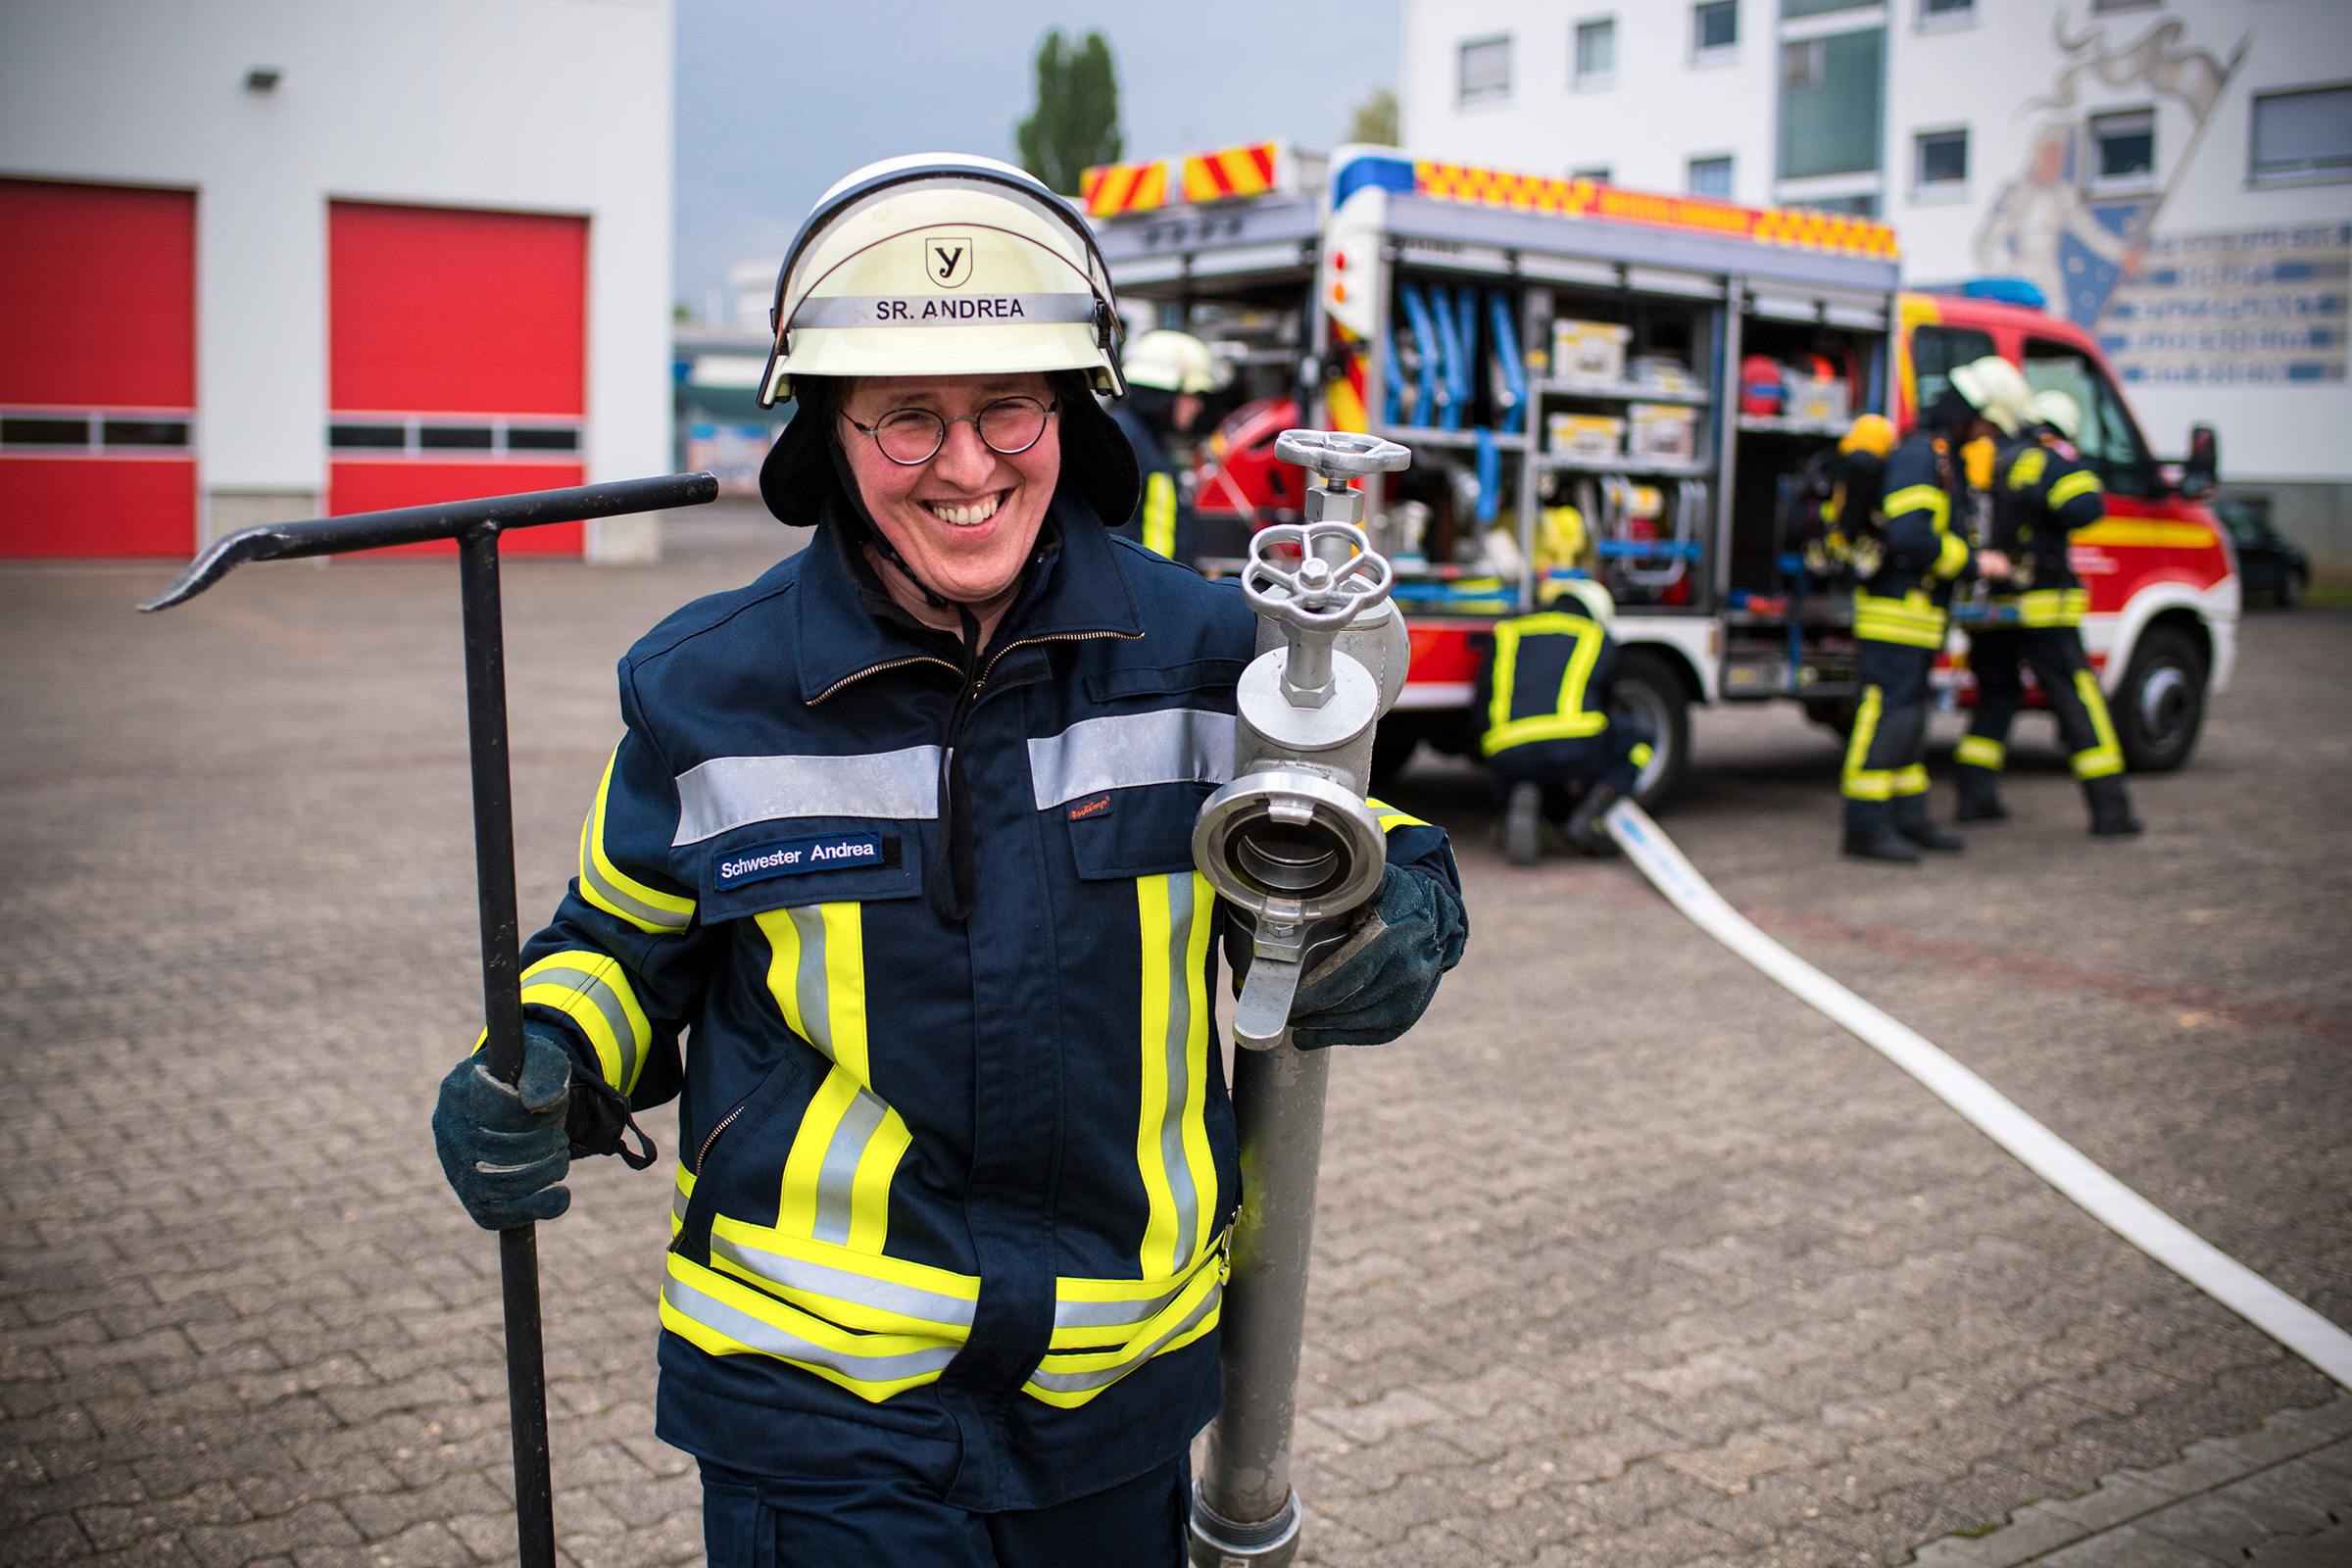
[1036,667,1242,882]
[700,817,925,921]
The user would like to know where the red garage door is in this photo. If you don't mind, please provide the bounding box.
[328,202,588,555]
[0,179,198,558]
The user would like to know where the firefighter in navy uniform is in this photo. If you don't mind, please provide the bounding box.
[1837,356,2021,862]
[1107,329,1216,566]
[426,157,1466,1568]
[1474,580,1653,864]
[1956,388,2142,835]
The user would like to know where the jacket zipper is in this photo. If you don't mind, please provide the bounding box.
[813,628,1139,707]
[694,1101,747,1174]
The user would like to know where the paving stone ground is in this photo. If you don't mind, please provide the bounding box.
[2,508,2345,1568]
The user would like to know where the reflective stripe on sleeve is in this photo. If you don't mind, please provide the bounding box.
[2048,470,2102,508]
[1883,483,1949,530]
[1027,710,1235,809]
[673,747,941,845]
[1933,527,1970,579]
[578,749,697,933]
[520,951,652,1093]
[1142,470,1177,559]
[2006,448,2048,490]
[1135,874,1216,1281]
[1365,797,1431,832]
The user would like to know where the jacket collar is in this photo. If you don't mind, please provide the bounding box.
[792,490,1144,704]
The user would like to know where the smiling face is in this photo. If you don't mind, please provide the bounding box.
[837,372,1061,607]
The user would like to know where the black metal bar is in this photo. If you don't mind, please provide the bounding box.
[138,472,719,612]
[457,525,556,1568]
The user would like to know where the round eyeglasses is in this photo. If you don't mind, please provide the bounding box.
[845,396,1058,466]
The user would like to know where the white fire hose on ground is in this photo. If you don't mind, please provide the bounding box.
[1605,799,2352,1391]
[1188,431,1415,1568]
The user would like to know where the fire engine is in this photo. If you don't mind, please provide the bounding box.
[1084,142,2235,803]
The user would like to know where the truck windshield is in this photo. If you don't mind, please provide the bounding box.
[2023,338,2156,497]
[1911,324,1996,410]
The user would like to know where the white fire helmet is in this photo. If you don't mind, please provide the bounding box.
[2031,389,2082,443]
[758,154,1125,408]
[1123,330,1224,396]
[1947,355,2034,435]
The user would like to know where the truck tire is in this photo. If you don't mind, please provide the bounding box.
[1613,649,1691,808]
[2116,625,2206,773]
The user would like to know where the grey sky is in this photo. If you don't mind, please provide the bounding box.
[673,0,1400,318]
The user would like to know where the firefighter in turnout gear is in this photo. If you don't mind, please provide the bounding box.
[1838,357,2020,861]
[427,156,1465,1568]
[1107,329,1217,566]
[1804,414,1896,582]
[1957,388,2143,836]
[1474,580,1654,864]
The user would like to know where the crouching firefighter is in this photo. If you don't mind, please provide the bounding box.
[1838,356,2020,862]
[1475,580,1653,864]
[428,155,1465,1568]
[1956,388,2142,836]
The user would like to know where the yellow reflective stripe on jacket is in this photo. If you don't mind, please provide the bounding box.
[520,950,652,1093]
[2071,670,2125,778]
[1853,590,1947,649]
[578,749,697,934]
[1135,874,1217,1280]
[1142,470,1177,559]
[1955,735,2005,770]
[1483,613,1609,753]
[661,1252,959,1404]
[2048,469,2101,509]
[1366,797,1430,832]
[1840,685,1890,800]
[1932,526,1970,579]
[2006,447,2048,490]
[758,904,911,1255]
[1883,482,1948,530]
[1024,1248,1226,1408]
[2006,587,2087,627]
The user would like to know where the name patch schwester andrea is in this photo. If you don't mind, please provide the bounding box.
[873,296,1028,321]
[714,831,885,891]
[789,292,1099,330]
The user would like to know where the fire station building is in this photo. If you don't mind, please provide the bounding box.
[0,0,674,561]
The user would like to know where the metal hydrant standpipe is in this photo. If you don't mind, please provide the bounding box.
[1189,431,1413,1568]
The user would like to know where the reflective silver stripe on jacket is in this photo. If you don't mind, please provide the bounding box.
[790,293,1101,329]
[710,1232,978,1330]
[1027,1277,1224,1395]
[662,1273,958,1384]
[1151,874,1201,1270]
[520,960,645,1090]
[1026,710,1235,810]
[673,747,942,846]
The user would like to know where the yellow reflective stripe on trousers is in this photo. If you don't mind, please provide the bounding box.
[578,749,697,934]
[2012,588,2086,628]
[757,904,912,1254]
[1955,735,2006,770]
[2048,469,2102,508]
[1892,763,1929,798]
[520,950,652,1093]
[1853,591,1946,649]
[1136,874,1217,1279]
[1884,483,1949,531]
[1841,685,1891,800]
[2071,670,2125,778]
[1142,470,1177,559]
[661,1252,959,1404]
[1484,615,1609,753]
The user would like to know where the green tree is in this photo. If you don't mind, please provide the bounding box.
[1015,28,1123,195]
[1348,85,1398,147]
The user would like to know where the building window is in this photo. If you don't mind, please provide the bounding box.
[1575,19,1616,82]
[1459,35,1511,105]
[1573,165,1613,183]
[1914,128,1968,186]
[1921,0,1973,15]
[2251,85,2352,182]
[1807,193,1878,216]
[1783,0,1873,16]
[2091,109,2156,181]
[1695,1,1738,54]
[1780,29,1884,179]
[1689,156,1736,197]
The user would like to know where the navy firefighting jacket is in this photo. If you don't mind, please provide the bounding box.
[1989,431,2104,626]
[1855,427,1975,649]
[514,495,1456,1510]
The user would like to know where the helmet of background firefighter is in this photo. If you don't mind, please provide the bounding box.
[1948,355,2035,436]
[1122,330,1226,396]
[757,152,1126,408]
[2032,390,2083,444]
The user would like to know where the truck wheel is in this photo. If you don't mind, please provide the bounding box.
[1613,650,1691,808]
[2116,626,2206,773]
[1369,713,1426,792]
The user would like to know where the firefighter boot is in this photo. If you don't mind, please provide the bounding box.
[1563,783,1620,858]
[2084,775,2143,838]
[1953,764,2008,822]
[1842,801,1920,863]
[1503,780,1543,866]
[1893,794,1966,852]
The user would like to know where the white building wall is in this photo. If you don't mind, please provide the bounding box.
[0,0,673,560]
[1400,0,2351,563]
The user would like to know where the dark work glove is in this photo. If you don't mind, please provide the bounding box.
[1289,862,1468,1050]
[432,1025,573,1230]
